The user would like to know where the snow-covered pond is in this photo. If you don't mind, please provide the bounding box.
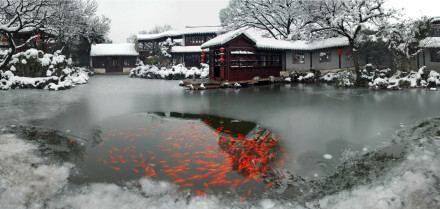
[1,75,439,208]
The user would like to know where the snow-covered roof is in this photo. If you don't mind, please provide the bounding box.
[431,16,440,24]
[420,37,440,48]
[90,43,139,57]
[180,26,223,35]
[137,31,182,41]
[137,26,223,41]
[201,28,349,51]
[170,46,209,53]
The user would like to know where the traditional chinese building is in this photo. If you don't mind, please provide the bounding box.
[201,28,359,81]
[90,43,139,74]
[137,26,224,67]
[417,17,440,70]
[0,27,56,53]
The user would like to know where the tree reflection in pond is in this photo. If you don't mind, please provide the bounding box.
[13,126,86,162]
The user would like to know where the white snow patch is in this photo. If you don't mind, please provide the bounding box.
[323,154,333,159]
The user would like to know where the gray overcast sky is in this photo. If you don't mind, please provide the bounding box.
[95,0,439,43]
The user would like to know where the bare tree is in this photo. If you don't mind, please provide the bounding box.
[0,0,52,69]
[45,0,110,59]
[303,0,393,85]
[220,0,309,40]
[380,17,431,71]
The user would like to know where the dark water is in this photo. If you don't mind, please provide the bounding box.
[1,75,440,181]
[68,112,285,197]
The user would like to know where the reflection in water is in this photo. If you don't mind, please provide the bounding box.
[72,112,287,197]
[13,126,86,162]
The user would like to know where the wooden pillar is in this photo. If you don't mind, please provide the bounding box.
[339,53,342,68]
[423,50,426,66]
[309,51,313,69]
[417,53,420,68]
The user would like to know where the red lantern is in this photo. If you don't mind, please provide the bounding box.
[220,58,225,62]
[220,53,225,56]
[201,54,205,58]
[201,50,205,54]
[220,47,225,52]
[338,48,342,55]
[201,59,205,63]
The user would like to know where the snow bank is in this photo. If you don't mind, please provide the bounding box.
[308,119,440,208]
[0,134,73,209]
[1,49,90,90]
[2,116,440,209]
[130,62,209,80]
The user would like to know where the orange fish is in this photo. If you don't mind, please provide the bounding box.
[132,168,140,173]
[230,180,241,187]
[181,183,193,187]
[204,182,210,190]
[150,156,156,161]
[187,175,201,180]
[112,148,120,151]
[163,149,172,151]
[111,167,120,171]
[194,190,206,196]
[265,182,273,188]
[173,179,186,183]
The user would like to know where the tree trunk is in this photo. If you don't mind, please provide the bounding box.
[350,42,362,86]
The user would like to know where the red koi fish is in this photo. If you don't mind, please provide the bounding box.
[265,182,273,188]
[173,179,185,183]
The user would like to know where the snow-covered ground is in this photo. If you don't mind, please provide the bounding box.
[1,116,439,208]
[130,62,209,80]
[0,49,90,90]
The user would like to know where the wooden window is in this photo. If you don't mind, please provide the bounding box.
[184,54,200,66]
[431,49,440,62]
[430,25,440,37]
[293,53,305,64]
[185,36,205,45]
[319,51,331,62]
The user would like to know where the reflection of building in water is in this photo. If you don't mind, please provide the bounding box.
[153,112,283,180]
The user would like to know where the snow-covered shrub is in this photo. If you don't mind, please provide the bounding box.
[321,72,338,83]
[334,70,356,87]
[130,62,209,80]
[0,49,89,90]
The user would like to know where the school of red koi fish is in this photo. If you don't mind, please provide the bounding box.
[94,116,286,197]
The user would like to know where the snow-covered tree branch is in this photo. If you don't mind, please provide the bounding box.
[220,0,309,40]
[0,0,52,70]
[302,0,393,85]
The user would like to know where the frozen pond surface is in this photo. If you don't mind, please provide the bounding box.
[1,75,439,208]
